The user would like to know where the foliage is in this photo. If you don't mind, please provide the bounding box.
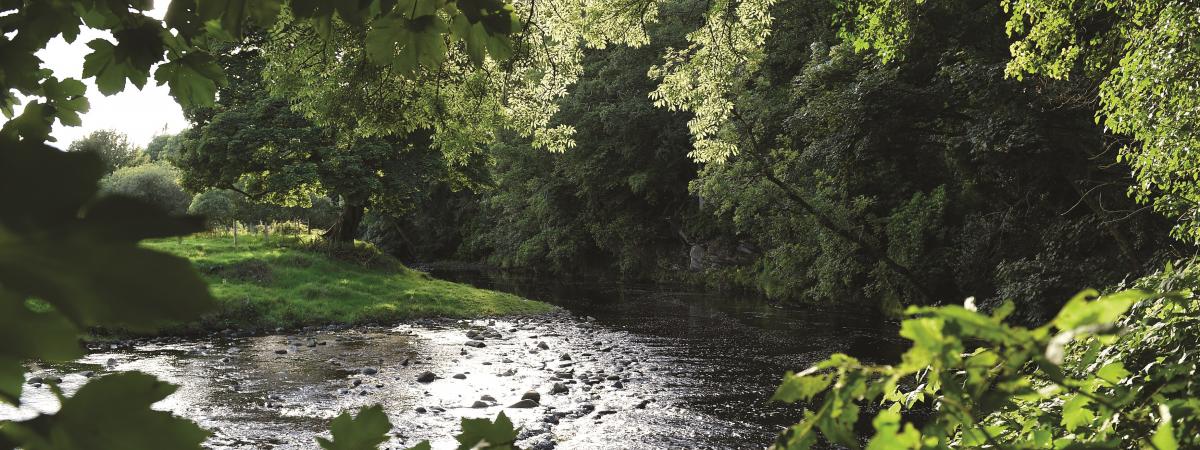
[100,163,191,215]
[770,263,1200,448]
[66,130,145,175]
[144,132,184,163]
[178,40,465,243]
[0,138,213,447]
[457,5,700,276]
[188,190,241,230]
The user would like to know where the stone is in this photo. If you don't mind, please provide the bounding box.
[521,390,541,402]
[452,373,467,379]
[415,407,427,413]
[612,381,624,389]
[550,383,569,395]
[416,371,436,383]
[274,349,288,354]
[537,341,549,350]
[509,399,539,408]
[481,395,497,402]
[471,400,489,408]
[635,399,651,409]
[464,341,486,348]
[361,367,378,375]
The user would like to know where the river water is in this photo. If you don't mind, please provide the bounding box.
[2,273,902,449]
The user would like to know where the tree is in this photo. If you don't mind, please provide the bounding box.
[144,133,184,162]
[99,163,191,215]
[177,44,458,243]
[188,190,241,243]
[67,129,144,174]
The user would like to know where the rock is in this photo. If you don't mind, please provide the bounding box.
[635,399,651,409]
[577,403,595,414]
[274,349,288,355]
[464,341,486,348]
[537,341,550,350]
[416,371,437,383]
[481,395,497,402]
[606,374,620,380]
[375,383,384,388]
[559,353,571,361]
[105,358,118,367]
[415,407,427,413]
[502,358,513,363]
[509,399,539,408]
[361,367,378,375]
[521,390,541,402]
[550,383,569,395]
[27,376,43,384]
[466,330,480,339]
[352,379,363,387]
[471,400,489,408]
[612,381,624,389]
[452,373,467,379]
[337,388,350,395]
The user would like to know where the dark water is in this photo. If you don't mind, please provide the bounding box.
[2,272,902,449]
[430,271,907,438]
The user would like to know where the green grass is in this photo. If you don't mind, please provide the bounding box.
[143,233,553,331]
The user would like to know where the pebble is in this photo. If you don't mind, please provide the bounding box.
[416,371,436,383]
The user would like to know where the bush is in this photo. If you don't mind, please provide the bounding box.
[771,263,1200,449]
[100,163,192,215]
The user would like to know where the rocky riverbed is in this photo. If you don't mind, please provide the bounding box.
[3,313,802,449]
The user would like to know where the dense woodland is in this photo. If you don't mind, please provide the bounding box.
[2,0,1200,448]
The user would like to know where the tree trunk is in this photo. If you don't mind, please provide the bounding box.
[324,200,365,244]
[232,221,238,246]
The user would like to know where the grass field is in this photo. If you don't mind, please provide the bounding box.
[143,233,553,331]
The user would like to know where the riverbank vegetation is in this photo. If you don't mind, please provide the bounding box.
[145,233,552,331]
[3,0,1200,449]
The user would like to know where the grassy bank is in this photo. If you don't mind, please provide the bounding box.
[143,233,554,331]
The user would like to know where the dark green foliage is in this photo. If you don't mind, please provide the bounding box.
[177,44,459,243]
[317,405,392,450]
[0,136,214,447]
[444,6,699,276]
[691,0,1172,320]
[3,372,210,449]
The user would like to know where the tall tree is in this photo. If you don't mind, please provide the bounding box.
[67,129,143,174]
[177,44,456,243]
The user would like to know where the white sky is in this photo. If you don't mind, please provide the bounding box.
[34,5,188,150]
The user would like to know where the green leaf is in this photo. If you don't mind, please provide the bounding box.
[81,39,150,95]
[771,372,831,403]
[865,408,922,450]
[154,52,227,109]
[1095,362,1130,386]
[4,372,208,449]
[1151,405,1179,450]
[0,288,82,405]
[1060,394,1093,432]
[317,405,393,450]
[1052,289,1148,331]
[196,0,282,39]
[366,11,449,74]
[456,412,518,450]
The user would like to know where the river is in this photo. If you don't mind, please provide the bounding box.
[2,272,903,449]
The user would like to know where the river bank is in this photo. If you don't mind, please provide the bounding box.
[140,235,554,333]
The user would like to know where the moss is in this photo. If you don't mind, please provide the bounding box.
[143,233,554,331]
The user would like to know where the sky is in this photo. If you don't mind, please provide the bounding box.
[34,5,188,150]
